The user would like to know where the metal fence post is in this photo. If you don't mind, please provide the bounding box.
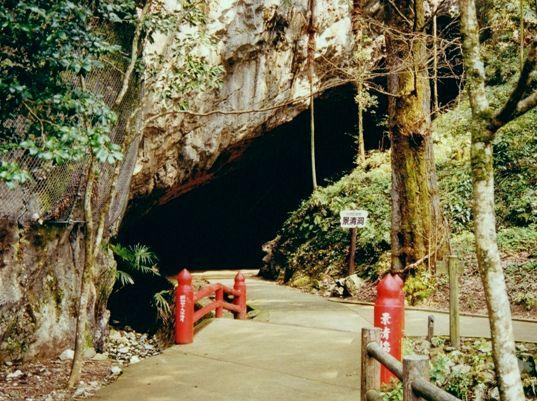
[403,356,429,401]
[361,328,381,401]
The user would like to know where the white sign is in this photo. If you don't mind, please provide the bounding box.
[340,210,368,228]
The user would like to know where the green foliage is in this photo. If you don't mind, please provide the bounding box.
[272,75,537,288]
[144,0,225,112]
[1,0,225,188]
[380,381,402,401]
[276,151,391,282]
[0,0,132,187]
[497,225,537,255]
[111,242,175,325]
[111,243,158,287]
[403,271,435,305]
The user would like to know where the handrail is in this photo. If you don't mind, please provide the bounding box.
[366,342,403,379]
[175,269,247,345]
[361,328,461,401]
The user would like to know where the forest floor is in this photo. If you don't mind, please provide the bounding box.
[339,254,537,321]
[0,328,162,401]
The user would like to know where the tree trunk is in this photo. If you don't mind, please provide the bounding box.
[471,136,525,401]
[385,0,444,274]
[357,86,366,164]
[308,0,318,190]
[67,161,96,389]
[352,0,367,165]
[433,13,439,114]
[459,0,527,398]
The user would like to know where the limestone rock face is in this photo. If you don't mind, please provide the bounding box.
[0,220,115,361]
[0,0,354,361]
[130,0,353,209]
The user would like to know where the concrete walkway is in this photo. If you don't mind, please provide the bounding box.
[90,270,537,401]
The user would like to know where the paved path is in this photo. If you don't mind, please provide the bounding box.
[90,270,537,401]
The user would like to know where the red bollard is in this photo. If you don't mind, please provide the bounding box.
[394,274,405,331]
[374,273,404,384]
[215,286,224,318]
[175,269,194,344]
[233,272,247,320]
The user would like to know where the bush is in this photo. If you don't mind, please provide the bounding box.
[269,92,537,286]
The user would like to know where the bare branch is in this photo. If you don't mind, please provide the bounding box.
[386,0,413,27]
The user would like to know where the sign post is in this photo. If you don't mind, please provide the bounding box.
[340,210,368,275]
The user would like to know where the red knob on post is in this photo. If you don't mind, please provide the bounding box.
[374,273,404,384]
[175,269,194,344]
[233,272,247,320]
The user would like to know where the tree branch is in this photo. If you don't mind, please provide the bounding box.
[490,43,537,132]
[516,90,537,116]
[115,1,152,106]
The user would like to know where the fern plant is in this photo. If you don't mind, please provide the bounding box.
[111,242,175,330]
[110,243,159,287]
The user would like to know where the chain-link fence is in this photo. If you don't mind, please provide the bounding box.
[0,31,142,225]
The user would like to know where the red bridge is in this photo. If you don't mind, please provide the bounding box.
[174,269,247,344]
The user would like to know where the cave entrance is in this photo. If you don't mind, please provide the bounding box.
[120,83,386,274]
[110,83,386,332]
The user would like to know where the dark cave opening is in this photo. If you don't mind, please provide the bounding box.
[108,83,387,332]
[120,83,387,274]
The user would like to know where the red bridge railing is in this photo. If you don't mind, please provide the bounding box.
[174,269,247,344]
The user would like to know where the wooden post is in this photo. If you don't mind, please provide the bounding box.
[426,315,435,343]
[361,328,381,401]
[448,255,460,349]
[403,356,429,401]
[215,286,224,318]
[348,227,357,275]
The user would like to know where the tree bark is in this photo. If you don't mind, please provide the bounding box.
[307,0,318,190]
[470,137,525,401]
[357,83,366,164]
[352,0,367,165]
[459,0,527,399]
[384,0,444,274]
[67,159,96,389]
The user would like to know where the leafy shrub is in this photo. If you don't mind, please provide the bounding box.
[271,77,537,286]
[273,150,391,282]
[497,226,537,255]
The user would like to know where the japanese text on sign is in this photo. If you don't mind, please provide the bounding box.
[179,295,186,322]
[340,210,368,228]
[380,312,391,353]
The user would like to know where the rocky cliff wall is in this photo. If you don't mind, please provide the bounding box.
[0,0,354,360]
[130,0,354,211]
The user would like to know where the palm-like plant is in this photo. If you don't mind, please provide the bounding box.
[111,243,159,287]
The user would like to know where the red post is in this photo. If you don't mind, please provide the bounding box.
[233,272,247,320]
[215,285,224,318]
[175,269,194,344]
[374,273,404,384]
[394,274,405,332]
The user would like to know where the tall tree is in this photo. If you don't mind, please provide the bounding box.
[384,0,445,278]
[307,0,318,189]
[459,0,537,400]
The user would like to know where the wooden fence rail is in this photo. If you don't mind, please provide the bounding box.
[361,328,461,401]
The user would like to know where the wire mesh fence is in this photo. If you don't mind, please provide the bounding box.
[0,31,142,225]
